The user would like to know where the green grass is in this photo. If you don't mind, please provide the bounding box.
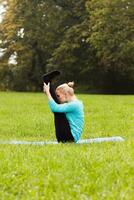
[0,92,134,199]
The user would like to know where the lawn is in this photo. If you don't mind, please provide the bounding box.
[0,92,134,199]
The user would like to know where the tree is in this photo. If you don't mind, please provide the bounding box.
[86,0,134,93]
[0,0,65,90]
[46,0,94,84]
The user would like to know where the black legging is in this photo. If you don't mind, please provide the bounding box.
[49,83,74,143]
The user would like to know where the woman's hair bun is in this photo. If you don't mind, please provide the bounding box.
[67,81,74,88]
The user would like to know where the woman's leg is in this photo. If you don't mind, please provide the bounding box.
[42,71,74,142]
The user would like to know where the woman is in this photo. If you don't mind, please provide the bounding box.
[43,71,84,143]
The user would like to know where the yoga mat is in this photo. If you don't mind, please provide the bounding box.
[0,136,124,145]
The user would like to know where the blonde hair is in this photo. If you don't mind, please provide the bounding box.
[56,82,74,96]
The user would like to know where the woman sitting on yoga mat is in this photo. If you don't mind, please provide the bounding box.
[43,71,84,143]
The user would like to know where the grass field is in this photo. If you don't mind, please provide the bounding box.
[0,92,134,199]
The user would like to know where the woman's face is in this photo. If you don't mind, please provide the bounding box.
[56,90,68,103]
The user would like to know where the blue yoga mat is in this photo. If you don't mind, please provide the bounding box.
[0,136,124,145]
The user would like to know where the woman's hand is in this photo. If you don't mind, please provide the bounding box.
[43,82,50,94]
[43,82,53,100]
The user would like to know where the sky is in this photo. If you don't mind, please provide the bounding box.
[0,5,4,56]
[0,4,6,23]
[0,4,17,64]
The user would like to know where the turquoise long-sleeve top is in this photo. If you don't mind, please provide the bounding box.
[48,99,84,142]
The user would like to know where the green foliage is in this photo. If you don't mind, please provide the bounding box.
[0,0,65,90]
[86,0,134,92]
[47,0,92,83]
[0,0,134,92]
